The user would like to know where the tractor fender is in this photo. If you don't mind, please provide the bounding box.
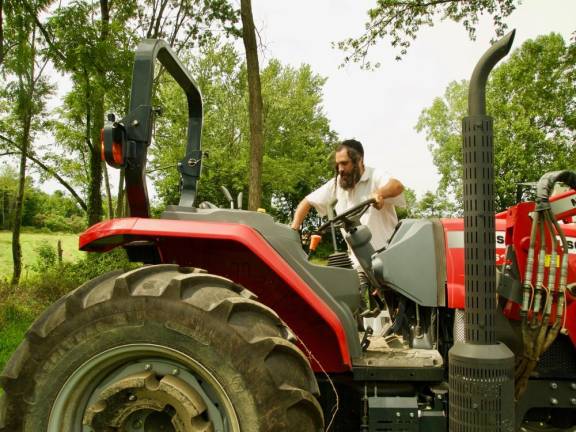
[80,217,356,372]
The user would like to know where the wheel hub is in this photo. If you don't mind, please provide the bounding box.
[84,371,214,431]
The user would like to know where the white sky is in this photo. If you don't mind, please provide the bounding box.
[32,0,575,200]
[250,0,576,198]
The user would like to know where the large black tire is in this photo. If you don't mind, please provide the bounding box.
[0,264,323,431]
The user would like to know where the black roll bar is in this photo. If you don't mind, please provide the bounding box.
[123,39,203,217]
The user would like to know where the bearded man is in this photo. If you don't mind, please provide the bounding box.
[291,139,405,253]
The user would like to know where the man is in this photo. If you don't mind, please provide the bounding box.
[291,139,405,252]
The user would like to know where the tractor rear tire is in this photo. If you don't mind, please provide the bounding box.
[0,264,323,432]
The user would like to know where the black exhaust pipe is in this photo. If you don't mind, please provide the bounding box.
[449,30,516,431]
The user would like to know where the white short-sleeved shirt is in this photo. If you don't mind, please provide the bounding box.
[306,167,405,251]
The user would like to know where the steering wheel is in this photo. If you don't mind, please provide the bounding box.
[316,198,375,234]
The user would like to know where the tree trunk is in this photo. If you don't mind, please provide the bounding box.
[0,0,4,65]
[86,0,110,226]
[87,95,104,226]
[0,133,87,211]
[10,18,37,286]
[11,103,32,286]
[103,163,113,218]
[115,168,125,217]
[240,0,264,211]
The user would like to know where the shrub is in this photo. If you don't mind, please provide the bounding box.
[33,241,58,272]
[30,247,139,304]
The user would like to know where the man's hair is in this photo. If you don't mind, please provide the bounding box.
[334,139,364,190]
[336,139,364,162]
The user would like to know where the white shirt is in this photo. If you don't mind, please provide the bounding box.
[306,167,405,251]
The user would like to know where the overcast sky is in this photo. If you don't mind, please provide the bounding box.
[250,0,576,198]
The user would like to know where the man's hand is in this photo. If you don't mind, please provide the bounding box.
[372,192,385,210]
[372,178,404,210]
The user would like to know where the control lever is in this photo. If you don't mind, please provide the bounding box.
[360,326,373,351]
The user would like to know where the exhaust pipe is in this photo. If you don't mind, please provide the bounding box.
[449,30,516,431]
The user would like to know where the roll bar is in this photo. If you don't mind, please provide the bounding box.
[103,39,203,217]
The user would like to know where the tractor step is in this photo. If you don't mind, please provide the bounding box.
[352,334,444,381]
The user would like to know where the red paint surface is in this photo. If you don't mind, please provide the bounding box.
[441,218,507,309]
[442,205,576,346]
[80,218,353,372]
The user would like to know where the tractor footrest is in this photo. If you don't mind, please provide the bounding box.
[352,339,444,381]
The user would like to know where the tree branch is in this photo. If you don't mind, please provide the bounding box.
[21,0,68,65]
[0,133,88,211]
[0,0,4,66]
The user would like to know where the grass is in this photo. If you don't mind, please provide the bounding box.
[0,241,135,374]
[0,283,47,374]
[0,295,42,371]
[0,231,86,373]
[0,231,84,279]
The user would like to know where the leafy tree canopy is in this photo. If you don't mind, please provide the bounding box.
[416,33,576,210]
[148,41,336,222]
[337,0,518,68]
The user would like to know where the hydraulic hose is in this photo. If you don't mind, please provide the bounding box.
[521,210,539,317]
[531,221,547,321]
[516,174,573,398]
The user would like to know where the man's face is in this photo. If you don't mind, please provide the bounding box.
[335,148,362,190]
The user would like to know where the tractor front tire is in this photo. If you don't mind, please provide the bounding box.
[0,265,323,432]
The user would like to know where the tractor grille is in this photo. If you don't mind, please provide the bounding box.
[536,334,576,379]
[449,343,515,432]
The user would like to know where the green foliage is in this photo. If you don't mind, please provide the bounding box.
[0,165,20,230]
[0,166,86,232]
[33,240,57,272]
[417,34,575,210]
[30,248,137,303]
[0,246,138,371]
[0,231,84,278]
[149,42,336,222]
[396,187,417,219]
[0,287,42,372]
[337,0,518,68]
[413,191,459,218]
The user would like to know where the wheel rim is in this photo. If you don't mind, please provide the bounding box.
[48,344,240,432]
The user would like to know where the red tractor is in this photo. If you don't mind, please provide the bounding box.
[2,31,575,431]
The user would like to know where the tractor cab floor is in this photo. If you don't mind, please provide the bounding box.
[353,333,444,370]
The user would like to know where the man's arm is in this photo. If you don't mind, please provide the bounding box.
[291,198,313,230]
[374,178,404,209]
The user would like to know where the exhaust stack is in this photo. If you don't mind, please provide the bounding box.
[448,30,516,431]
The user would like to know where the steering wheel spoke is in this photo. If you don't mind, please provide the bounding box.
[316,198,375,234]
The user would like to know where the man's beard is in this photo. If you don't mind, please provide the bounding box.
[339,163,362,190]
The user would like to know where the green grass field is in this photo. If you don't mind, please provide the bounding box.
[0,231,86,373]
[0,231,84,279]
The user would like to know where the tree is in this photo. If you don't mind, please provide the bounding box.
[240,0,264,210]
[337,0,518,68]
[148,42,336,221]
[416,33,576,210]
[32,0,238,225]
[0,165,19,229]
[413,190,459,218]
[1,0,53,285]
[43,0,138,225]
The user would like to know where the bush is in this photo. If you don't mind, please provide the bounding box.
[0,247,139,372]
[30,247,139,304]
[33,241,58,272]
[32,213,86,233]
